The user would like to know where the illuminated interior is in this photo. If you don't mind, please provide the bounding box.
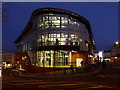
[36,50,71,67]
[15,8,95,68]
[36,33,81,46]
[34,14,80,29]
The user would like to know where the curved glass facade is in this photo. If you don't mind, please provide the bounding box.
[15,8,95,68]
[33,14,80,29]
[33,14,88,47]
[32,13,91,67]
[36,32,81,46]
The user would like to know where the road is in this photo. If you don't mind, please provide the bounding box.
[2,67,120,90]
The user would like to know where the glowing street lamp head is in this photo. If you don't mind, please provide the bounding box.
[115,41,119,45]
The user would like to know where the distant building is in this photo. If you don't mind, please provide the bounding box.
[1,52,15,68]
[94,41,120,62]
[94,50,111,62]
[111,41,120,61]
[14,8,95,69]
[103,50,111,61]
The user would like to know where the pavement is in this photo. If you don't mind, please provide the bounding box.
[13,65,120,77]
[3,65,120,79]
[91,67,120,79]
[2,66,120,89]
[16,70,99,78]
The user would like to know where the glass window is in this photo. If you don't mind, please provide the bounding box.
[37,14,69,29]
[36,50,69,67]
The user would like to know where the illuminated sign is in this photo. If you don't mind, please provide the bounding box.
[76,58,83,67]
[98,51,103,61]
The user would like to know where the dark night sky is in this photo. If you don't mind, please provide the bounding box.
[2,2,118,52]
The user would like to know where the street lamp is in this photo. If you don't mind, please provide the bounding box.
[115,41,119,45]
[115,41,119,65]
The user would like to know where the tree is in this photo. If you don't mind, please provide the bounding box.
[0,1,10,23]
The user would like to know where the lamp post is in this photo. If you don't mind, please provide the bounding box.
[115,41,119,66]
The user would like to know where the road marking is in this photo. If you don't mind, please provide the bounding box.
[7,80,116,89]
[38,81,92,88]
[8,81,86,86]
[38,83,82,87]
[80,85,115,89]
[38,81,115,89]
[8,81,50,86]
[8,80,43,83]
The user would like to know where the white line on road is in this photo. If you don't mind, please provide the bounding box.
[8,81,86,86]
[7,80,116,89]
[79,85,115,89]
[38,81,115,89]
[8,80,43,83]
[8,81,50,86]
[38,83,82,87]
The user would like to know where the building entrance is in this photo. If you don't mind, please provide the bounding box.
[36,50,70,67]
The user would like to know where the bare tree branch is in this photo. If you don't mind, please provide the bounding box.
[0,2,10,23]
